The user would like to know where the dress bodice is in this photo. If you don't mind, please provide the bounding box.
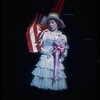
[42,30,66,50]
[40,29,68,62]
[40,29,68,57]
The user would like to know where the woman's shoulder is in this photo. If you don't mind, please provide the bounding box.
[59,31,67,38]
[59,31,67,42]
[41,29,50,36]
[41,29,50,40]
[42,29,49,34]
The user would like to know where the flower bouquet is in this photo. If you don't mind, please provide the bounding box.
[52,38,69,80]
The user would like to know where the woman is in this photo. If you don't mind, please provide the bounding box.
[30,12,69,90]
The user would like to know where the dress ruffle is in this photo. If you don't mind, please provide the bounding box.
[35,57,65,70]
[32,67,67,79]
[30,76,67,90]
[30,55,67,90]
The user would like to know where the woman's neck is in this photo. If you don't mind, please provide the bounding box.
[50,28,58,32]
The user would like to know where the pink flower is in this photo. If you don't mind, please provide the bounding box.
[53,38,67,53]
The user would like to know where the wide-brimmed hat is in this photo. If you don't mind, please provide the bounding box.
[46,12,66,28]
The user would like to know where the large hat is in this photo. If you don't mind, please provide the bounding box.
[46,12,66,28]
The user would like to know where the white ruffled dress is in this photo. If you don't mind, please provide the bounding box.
[30,30,68,90]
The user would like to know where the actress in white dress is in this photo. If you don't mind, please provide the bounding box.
[30,12,69,90]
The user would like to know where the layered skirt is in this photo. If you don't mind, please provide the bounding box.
[30,54,67,90]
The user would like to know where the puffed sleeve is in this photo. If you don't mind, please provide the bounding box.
[39,29,47,47]
[60,34,69,62]
[40,30,51,55]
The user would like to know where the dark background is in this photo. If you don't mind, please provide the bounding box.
[1,0,99,100]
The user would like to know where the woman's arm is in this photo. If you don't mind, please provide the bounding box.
[60,34,69,62]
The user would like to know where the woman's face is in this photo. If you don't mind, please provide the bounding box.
[48,19,58,32]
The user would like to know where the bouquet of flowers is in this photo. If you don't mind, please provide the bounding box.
[52,38,69,80]
[53,38,67,54]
